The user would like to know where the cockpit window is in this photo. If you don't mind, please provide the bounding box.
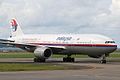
[105,41,115,43]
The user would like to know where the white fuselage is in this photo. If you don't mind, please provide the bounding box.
[4,18,117,62]
[10,34,117,57]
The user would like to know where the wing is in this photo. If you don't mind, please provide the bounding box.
[0,39,66,52]
[0,39,15,42]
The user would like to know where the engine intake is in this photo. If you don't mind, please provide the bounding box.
[34,47,52,59]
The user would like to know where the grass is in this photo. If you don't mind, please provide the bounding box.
[0,63,76,72]
[0,51,119,72]
[0,52,34,58]
[109,52,120,58]
[0,51,119,58]
[0,63,93,72]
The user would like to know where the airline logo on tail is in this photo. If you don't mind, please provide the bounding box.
[11,19,17,32]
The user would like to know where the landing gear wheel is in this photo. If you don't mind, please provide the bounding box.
[100,54,107,64]
[101,60,106,64]
[63,57,75,62]
[34,58,46,62]
[34,58,37,62]
[71,58,75,62]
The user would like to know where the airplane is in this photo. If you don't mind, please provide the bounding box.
[0,18,117,64]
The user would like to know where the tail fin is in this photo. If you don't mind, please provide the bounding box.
[10,18,24,37]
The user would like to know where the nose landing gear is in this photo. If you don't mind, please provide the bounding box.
[100,54,107,64]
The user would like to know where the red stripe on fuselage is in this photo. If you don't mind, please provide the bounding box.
[29,43,117,47]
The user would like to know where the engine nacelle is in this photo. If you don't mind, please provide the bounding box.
[34,47,52,59]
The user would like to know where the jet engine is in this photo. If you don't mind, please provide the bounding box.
[34,47,52,59]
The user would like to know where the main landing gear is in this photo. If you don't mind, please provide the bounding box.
[34,57,46,62]
[100,54,107,64]
[63,54,75,62]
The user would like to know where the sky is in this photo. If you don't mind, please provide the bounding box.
[0,0,120,47]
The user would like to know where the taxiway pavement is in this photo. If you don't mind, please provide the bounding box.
[0,58,120,80]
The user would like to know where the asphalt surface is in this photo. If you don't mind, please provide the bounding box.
[0,58,120,80]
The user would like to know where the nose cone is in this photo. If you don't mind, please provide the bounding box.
[110,45,117,53]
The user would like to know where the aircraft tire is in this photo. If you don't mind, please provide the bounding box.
[34,58,46,62]
[34,58,37,62]
[63,57,75,62]
[101,60,106,64]
[71,58,75,62]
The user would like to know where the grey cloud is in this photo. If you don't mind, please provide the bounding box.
[0,0,119,47]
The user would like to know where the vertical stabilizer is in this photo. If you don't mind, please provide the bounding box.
[10,18,24,37]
